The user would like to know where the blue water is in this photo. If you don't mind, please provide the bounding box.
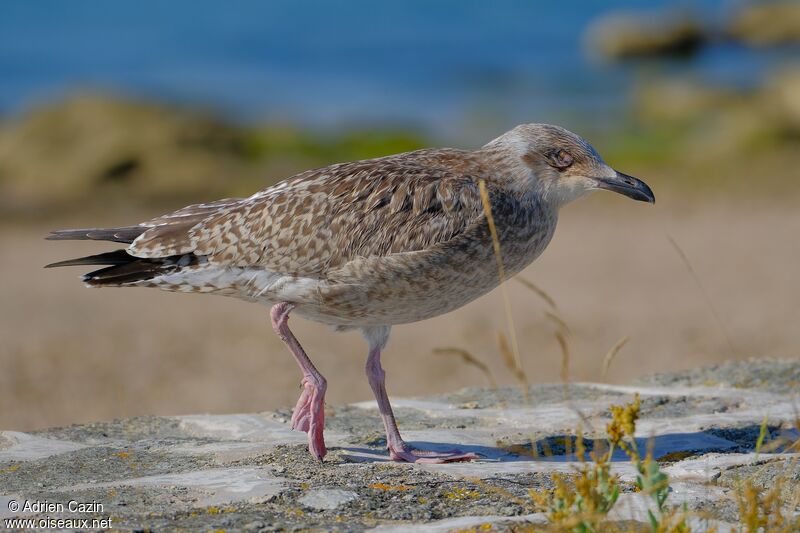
[0,0,792,138]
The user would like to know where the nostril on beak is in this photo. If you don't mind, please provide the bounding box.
[599,171,655,203]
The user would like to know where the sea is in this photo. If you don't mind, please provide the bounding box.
[0,0,795,139]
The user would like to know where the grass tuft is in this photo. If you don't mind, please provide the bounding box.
[498,330,529,392]
[515,276,559,311]
[479,179,525,389]
[735,477,798,533]
[601,336,630,381]
[433,347,498,389]
[667,235,738,359]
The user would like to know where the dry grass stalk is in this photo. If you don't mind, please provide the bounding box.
[479,179,525,384]
[544,311,571,335]
[514,276,558,311]
[532,290,584,423]
[432,347,498,389]
[735,475,800,532]
[497,331,528,395]
[555,330,570,393]
[754,415,769,458]
[554,327,595,431]
[668,234,739,358]
[601,336,630,381]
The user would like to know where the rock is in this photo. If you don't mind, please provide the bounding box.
[631,64,800,160]
[585,11,705,60]
[762,65,800,134]
[0,359,798,530]
[0,94,255,214]
[0,94,428,217]
[298,489,359,510]
[727,1,800,47]
[633,79,740,124]
[636,358,800,393]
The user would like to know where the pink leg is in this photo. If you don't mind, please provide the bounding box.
[365,343,478,464]
[270,302,327,461]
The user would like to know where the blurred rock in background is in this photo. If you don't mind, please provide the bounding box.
[0,96,250,215]
[632,64,800,157]
[586,2,800,61]
[726,1,800,47]
[585,10,705,60]
[0,95,427,218]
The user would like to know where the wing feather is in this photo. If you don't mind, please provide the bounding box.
[129,153,486,276]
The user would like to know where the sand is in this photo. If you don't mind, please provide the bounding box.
[2,192,799,430]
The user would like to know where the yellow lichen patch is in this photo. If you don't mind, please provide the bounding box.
[368,483,411,491]
[205,506,235,515]
[114,451,131,459]
[1,464,20,474]
[443,487,480,500]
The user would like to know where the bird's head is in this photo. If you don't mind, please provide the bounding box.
[484,123,655,207]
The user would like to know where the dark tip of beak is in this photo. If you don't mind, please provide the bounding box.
[596,172,655,204]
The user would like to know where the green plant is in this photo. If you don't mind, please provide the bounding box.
[531,394,695,533]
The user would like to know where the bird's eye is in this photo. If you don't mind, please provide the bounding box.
[549,149,573,169]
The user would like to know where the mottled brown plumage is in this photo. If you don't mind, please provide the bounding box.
[47,123,654,463]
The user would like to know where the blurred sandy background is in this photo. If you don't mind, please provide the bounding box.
[1,1,799,430]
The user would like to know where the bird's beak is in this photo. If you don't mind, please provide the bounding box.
[594,171,655,204]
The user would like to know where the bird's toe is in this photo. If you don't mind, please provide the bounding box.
[389,446,479,464]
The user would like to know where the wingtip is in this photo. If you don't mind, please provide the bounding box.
[44,259,75,268]
[45,230,81,241]
[44,258,75,268]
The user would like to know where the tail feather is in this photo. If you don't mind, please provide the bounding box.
[47,225,199,287]
[46,226,146,244]
[47,249,199,286]
[45,249,135,269]
[82,260,174,285]
[45,247,170,286]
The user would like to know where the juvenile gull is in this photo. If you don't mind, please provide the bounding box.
[46,123,654,463]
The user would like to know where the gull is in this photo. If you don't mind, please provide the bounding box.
[46,123,654,463]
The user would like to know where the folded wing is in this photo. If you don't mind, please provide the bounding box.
[129,157,486,277]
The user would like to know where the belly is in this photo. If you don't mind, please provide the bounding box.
[143,209,557,327]
[288,224,556,327]
[294,263,500,326]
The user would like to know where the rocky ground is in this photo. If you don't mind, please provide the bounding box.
[1,359,799,531]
